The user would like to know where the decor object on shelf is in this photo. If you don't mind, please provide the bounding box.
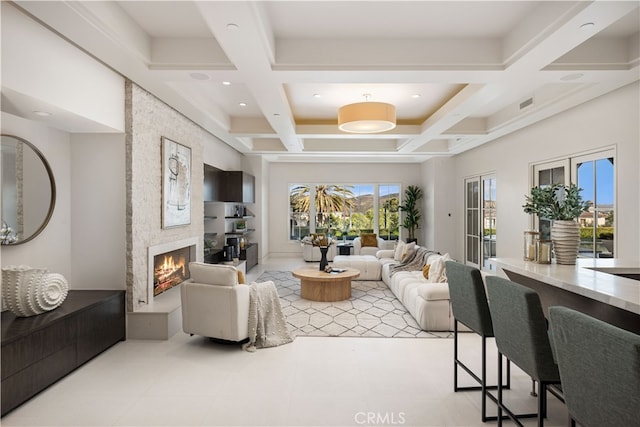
[399,185,423,244]
[1,265,69,317]
[338,94,396,133]
[1,221,18,244]
[523,183,590,265]
[161,137,191,228]
[523,230,540,261]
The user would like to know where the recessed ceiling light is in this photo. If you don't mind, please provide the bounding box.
[239,102,247,107]
[227,23,239,30]
[561,73,584,81]
[580,22,595,30]
[33,111,51,117]
[313,93,321,98]
[189,72,209,81]
[411,94,421,98]
[222,81,231,86]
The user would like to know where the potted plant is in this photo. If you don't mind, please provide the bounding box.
[523,183,590,264]
[399,185,423,244]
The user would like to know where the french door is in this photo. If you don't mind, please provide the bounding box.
[465,175,496,270]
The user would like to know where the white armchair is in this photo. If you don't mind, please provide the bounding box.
[180,262,249,342]
[302,244,337,262]
[353,236,385,256]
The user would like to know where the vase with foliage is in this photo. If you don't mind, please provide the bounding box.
[523,183,590,264]
[399,185,423,244]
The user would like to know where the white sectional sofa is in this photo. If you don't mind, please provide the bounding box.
[333,244,455,331]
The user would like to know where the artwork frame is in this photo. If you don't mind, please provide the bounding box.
[161,137,191,228]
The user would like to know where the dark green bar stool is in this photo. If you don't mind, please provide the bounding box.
[445,261,511,422]
[486,276,564,427]
[549,306,640,427]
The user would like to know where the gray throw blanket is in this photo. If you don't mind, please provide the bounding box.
[243,280,294,352]
[389,247,438,277]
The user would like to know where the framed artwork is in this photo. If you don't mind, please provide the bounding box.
[161,137,191,228]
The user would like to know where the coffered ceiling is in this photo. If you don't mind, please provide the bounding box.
[11,1,640,163]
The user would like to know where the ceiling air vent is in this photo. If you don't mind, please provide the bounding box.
[519,97,534,110]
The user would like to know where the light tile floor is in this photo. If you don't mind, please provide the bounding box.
[1,257,568,427]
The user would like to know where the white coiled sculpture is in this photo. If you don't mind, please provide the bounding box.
[2,265,69,317]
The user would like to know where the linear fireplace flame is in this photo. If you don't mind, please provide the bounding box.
[146,237,199,307]
[153,247,190,297]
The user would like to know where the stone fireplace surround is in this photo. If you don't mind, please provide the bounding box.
[127,237,200,340]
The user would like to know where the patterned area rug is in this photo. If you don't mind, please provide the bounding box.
[256,271,451,338]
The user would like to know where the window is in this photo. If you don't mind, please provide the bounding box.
[465,174,497,270]
[378,184,400,241]
[289,183,400,241]
[289,184,310,240]
[530,148,615,258]
[575,153,615,258]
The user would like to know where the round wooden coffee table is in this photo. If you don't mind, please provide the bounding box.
[292,268,360,302]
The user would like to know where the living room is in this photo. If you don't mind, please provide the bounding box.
[2,1,639,426]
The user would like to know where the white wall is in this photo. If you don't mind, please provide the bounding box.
[1,3,124,132]
[421,156,456,254]
[439,82,639,263]
[1,113,72,278]
[267,162,422,257]
[70,133,127,289]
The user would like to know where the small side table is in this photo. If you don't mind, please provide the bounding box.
[337,243,353,256]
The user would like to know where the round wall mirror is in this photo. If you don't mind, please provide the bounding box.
[1,134,56,245]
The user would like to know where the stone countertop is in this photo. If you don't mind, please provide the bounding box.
[489,258,640,315]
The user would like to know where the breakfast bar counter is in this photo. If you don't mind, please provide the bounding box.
[489,258,640,334]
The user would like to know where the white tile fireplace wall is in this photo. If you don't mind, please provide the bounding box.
[125,81,205,313]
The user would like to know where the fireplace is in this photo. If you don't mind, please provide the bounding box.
[153,246,190,297]
[147,237,199,304]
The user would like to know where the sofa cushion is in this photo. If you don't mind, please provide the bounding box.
[417,282,450,301]
[377,249,395,259]
[360,233,378,247]
[189,262,238,286]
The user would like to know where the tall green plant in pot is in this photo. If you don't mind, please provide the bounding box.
[399,185,423,244]
[523,183,590,265]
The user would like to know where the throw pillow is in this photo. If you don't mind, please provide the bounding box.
[394,240,406,261]
[401,242,417,263]
[422,264,431,280]
[237,270,245,284]
[360,233,378,247]
[427,253,451,283]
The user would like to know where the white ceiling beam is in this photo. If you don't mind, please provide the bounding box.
[196,1,303,153]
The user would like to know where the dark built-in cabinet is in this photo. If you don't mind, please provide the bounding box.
[204,166,255,204]
[219,171,255,203]
[1,290,126,416]
[241,243,258,271]
[204,165,258,271]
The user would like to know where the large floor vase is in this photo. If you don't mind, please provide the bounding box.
[551,220,580,265]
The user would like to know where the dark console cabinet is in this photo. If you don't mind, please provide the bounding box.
[1,290,125,416]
